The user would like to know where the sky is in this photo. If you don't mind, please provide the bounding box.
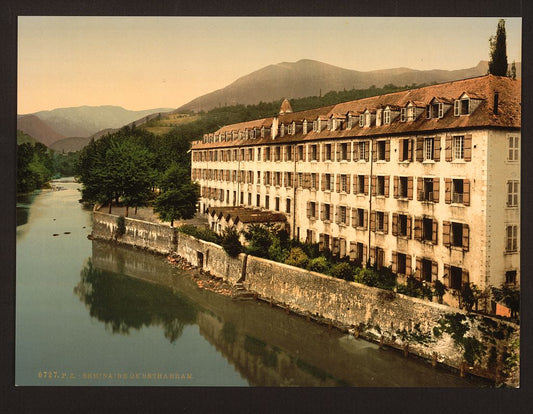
[18,16,522,114]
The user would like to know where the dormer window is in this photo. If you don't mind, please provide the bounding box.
[313,120,318,132]
[280,124,285,137]
[287,124,292,135]
[347,115,353,129]
[400,108,406,122]
[427,101,444,119]
[407,104,417,121]
[376,109,382,126]
[359,114,364,127]
[454,95,471,116]
[384,109,391,125]
[245,129,249,140]
[303,120,308,134]
[365,111,371,127]
[327,118,333,130]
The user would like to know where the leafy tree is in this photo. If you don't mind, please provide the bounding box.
[510,60,517,80]
[330,262,354,281]
[220,227,242,257]
[284,247,309,269]
[492,283,520,318]
[153,163,199,226]
[242,224,276,258]
[488,19,508,76]
[307,257,330,274]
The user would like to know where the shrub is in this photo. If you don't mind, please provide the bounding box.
[268,236,286,263]
[221,227,242,257]
[307,257,330,274]
[284,247,309,269]
[243,224,274,258]
[354,268,379,287]
[116,215,126,237]
[434,280,447,303]
[492,283,520,318]
[397,276,433,300]
[330,262,354,281]
[376,266,397,290]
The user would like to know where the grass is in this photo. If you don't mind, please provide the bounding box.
[141,114,200,135]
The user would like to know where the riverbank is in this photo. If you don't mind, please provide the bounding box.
[91,210,520,387]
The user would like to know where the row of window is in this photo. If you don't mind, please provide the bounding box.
[201,95,482,144]
[192,134,493,164]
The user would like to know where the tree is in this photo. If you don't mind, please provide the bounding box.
[510,61,517,80]
[153,163,199,226]
[220,227,242,257]
[488,19,508,76]
[492,284,520,318]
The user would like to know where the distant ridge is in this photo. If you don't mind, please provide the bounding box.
[17,114,65,147]
[177,59,521,112]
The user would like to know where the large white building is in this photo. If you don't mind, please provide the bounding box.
[190,74,520,307]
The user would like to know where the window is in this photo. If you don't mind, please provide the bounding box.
[452,179,463,203]
[308,201,317,219]
[311,173,318,190]
[423,178,434,202]
[275,146,281,161]
[324,143,332,161]
[506,270,517,285]
[286,146,292,161]
[311,145,318,161]
[397,253,407,275]
[265,171,271,186]
[256,194,260,207]
[355,208,365,228]
[233,191,237,206]
[323,204,331,222]
[451,222,464,247]
[453,136,464,160]
[400,108,406,122]
[376,211,385,232]
[340,143,349,161]
[400,139,410,161]
[286,198,291,214]
[377,141,386,160]
[508,136,519,161]
[339,206,347,225]
[313,120,318,132]
[399,176,408,198]
[427,102,443,119]
[421,259,433,282]
[248,148,254,161]
[377,176,385,196]
[324,173,333,191]
[306,229,314,243]
[275,172,281,186]
[507,180,519,207]
[454,98,470,115]
[240,149,245,161]
[358,142,367,161]
[357,175,366,194]
[265,195,269,209]
[265,147,271,161]
[257,171,261,185]
[422,218,434,242]
[340,174,348,193]
[257,148,261,160]
[424,138,434,160]
[359,114,364,127]
[407,105,417,121]
[398,214,408,237]
[355,242,365,263]
[275,197,280,211]
[240,192,244,204]
[248,193,252,205]
[286,172,292,188]
[384,109,391,124]
[506,225,518,252]
[449,266,463,290]
[297,145,304,161]
[298,173,303,188]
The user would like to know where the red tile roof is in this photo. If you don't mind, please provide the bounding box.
[193,75,520,150]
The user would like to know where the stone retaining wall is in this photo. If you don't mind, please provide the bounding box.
[91,211,520,385]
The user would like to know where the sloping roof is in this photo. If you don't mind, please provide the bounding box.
[207,206,287,224]
[193,75,520,150]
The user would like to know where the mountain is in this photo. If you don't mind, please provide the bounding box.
[177,59,521,112]
[25,106,175,139]
[49,137,91,153]
[17,114,65,147]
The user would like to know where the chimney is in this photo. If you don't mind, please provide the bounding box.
[493,92,499,115]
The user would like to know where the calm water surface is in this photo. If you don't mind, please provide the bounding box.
[16,180,490,387]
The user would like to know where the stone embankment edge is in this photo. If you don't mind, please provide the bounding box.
[91,211,520,387]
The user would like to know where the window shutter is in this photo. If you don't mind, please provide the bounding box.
[283,172,288,187]
[392,213,398,236]
[407,139,413,161]
[336,174,340,193]
[464,134,472,162]
[320,204,325,221]
[445,135,453,161]
[416,257,422,279]
[392,251,397,273]
[319,233,324,251]
[385,140,390,161]
[383,212,389,234]
[351,208,357,228]
[336,144,341,162]
[414,217,422,240]
[454,100,460,116]
[353,142,359,161]
[443,221,451,247]
[462,224,469,251]
[335,206,340,224]
[371,175,377,196]
[417,177,423,201]
[346,143,352,161]
[307,145,311,161]
[306,173,313,189]
[370,247,376,264]
[364,210,368,228]
[370,211,376,232]
[462,269,469,286]
[306,202,311,218]
[362,243,368,265]
[406,215,412,239]
[432,220,438,244]
[463,179,470,206]
[399,140,404,161]
[416,138,424,161]
[407,177,414,200]
[445,178,452,203]
[406,255,412,276]
[321,174,326,191]
[443,264,451,287]
[364,141,370,162]
[384,176,390,197]
[432,261,438,280]
[346,175,351,194]
[433,136,441,161]
[393,176,399,198]
[433,178,440,202]
[364,175,369,195]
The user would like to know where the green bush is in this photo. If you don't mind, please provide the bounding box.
[307,257,330,274]
[397,276,433,300]
[176,224,220,244]
[354,268,379,287]
[330,262,354,281]
[116,215,126,236]
[221,227,242,257]
[284,247,310,269]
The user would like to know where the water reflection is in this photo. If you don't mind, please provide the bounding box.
[74,258,198,342]
[16,191,40,226]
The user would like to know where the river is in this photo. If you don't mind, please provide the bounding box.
[15,179,490,387]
